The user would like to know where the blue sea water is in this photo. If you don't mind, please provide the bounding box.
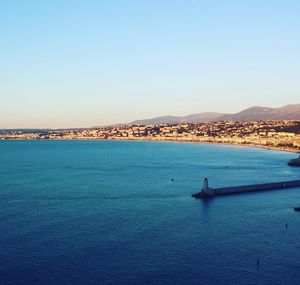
[0,140,300,285]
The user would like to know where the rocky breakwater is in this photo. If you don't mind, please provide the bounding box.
[192,178,300,198]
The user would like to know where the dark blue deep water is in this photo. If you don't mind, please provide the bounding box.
[1,140,300,285]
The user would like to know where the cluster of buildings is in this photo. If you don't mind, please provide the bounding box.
[1,120,300,151]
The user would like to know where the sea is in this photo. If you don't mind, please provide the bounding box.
[0,140,300,285]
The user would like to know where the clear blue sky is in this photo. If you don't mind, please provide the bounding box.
[1,0,300,128]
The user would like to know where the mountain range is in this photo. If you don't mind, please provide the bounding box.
[130,104,300,125]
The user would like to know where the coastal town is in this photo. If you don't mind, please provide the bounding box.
[1,120,300,152]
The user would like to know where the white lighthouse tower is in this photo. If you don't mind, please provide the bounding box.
[201,178,214,196]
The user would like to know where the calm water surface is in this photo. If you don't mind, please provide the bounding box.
[0,140,300,285]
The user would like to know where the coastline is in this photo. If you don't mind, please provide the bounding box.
[2,120,300,153]
[1,137,299,154]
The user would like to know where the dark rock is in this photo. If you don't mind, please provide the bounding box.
[288,156,300,166]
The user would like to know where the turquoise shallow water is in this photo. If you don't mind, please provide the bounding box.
[0,140,300,285]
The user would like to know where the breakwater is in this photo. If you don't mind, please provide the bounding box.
[192,178,300,198]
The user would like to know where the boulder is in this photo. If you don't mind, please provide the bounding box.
[288,156,300,166]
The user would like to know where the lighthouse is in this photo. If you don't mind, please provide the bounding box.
[201,178,214,196]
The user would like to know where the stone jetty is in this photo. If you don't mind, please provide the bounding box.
[192,178,300,198]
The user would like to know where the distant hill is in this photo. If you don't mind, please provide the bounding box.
[220,104,300,121]
[131,112,226,125]
[129,104,300,125]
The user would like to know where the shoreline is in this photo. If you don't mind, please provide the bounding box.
[1,137,299,154]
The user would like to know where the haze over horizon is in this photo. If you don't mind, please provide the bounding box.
[1,0,300,128]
